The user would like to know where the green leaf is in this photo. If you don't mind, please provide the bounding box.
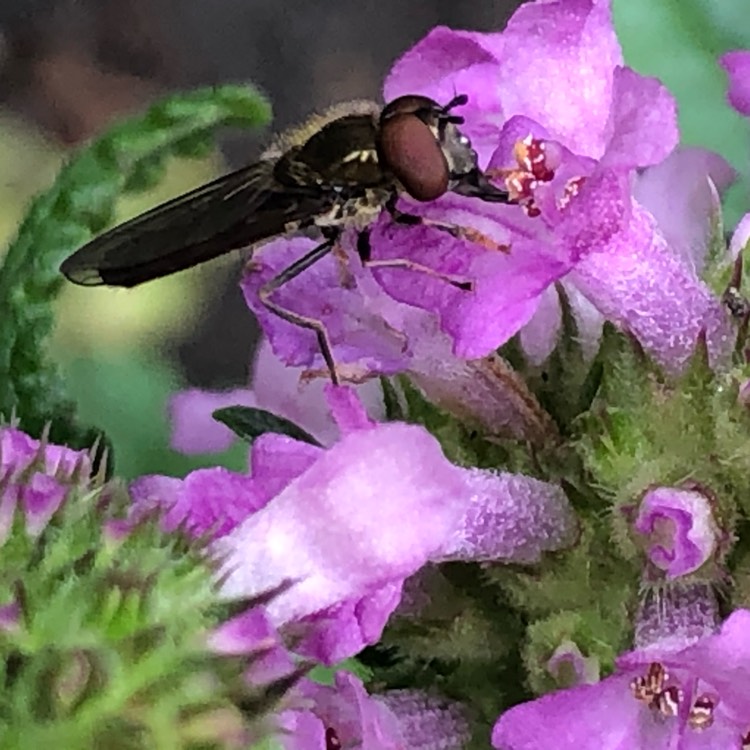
[212,406,322,446]
[0,84,271,449]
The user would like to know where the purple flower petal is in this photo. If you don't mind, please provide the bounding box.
[369,218,571,359]
[168,388,256,455]
[556,168,632,261]
[19,474,68,537]
[671,609,750,719]
[128,474,183,524]
[492,674,642,750]
[0,427,91,482]
[208,607,295,684]
[294,582,403,665]
[519,286,563,365]
[253,338,385,444]
[215,423,468,625]
[283,672,405,750]
[570,202,732,373]
[720,50,750,116]
[495,600,750,749]
[730,212,750,260]
[248,433,322,501]
[383,27,506,164]
[633,487,719,578]
[601,66,678,169]
[130,468,265,539]
[378,690,471,750]
[241,236,417,375]
[323,384,377,434]
[0,427,91,542]
[495,0,622,159]
[0,600,20,633]
[634,147,736,270]
[435,470,578,564]
[209,606,279,655]
[0,491,17,546]
[0,428,38,472]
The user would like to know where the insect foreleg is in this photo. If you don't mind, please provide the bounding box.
[384,194,509,254]
[356,227,473,291]
[258,232,340,384]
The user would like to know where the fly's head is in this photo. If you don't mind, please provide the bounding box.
[378,94,509,203]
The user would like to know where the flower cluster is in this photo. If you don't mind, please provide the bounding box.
[133,1,750,747]
[136,385,577,666]
[8,0,750,747]
[0,425,92,544]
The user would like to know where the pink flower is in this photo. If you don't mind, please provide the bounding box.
[0,427,91,544]
[720,50,750,116]
[632,487,721,579]
[242,0,732,381]
[131,387,576,664]
[492,585,750,750]
[277,672,470,750]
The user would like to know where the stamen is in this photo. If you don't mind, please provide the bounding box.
[557,177,587,210]
[488,134,557,219]
[629,662,668,704]
[655,685,682,718]
[325,727,342,750]
[630,663,685,722]
[688,694,716,731]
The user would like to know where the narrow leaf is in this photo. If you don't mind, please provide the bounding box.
[212,406,321,446]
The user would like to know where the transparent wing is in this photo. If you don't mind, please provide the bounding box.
[60,160,333,287]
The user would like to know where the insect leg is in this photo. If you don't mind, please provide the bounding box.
[258,234,340,385]
[356,227,473,291]
[384,194,509,253]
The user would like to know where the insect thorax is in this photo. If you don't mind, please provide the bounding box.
[313,188,392,231]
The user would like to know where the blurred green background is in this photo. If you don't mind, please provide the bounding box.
[0,0,748,478]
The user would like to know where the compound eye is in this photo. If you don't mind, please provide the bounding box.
[379,112,449,202]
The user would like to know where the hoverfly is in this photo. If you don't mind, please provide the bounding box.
[60,94,510,384]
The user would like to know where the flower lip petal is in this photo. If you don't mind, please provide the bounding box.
[601,66,679,170]
[633,487,719,578]
[215,422,468,624]
[383,26,506,164]
[168,388,256,455]
[494,0,623,159]
[634,146,736,271]
[369,217,572,360]
[720,50,750,116]
[492,674,641,750]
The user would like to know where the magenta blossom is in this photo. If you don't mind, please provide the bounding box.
[720,50,750,116]
[632,487,721,579]
[0,426,92,544]
[242,0,732,382]
[131,386,576,664]
[493,585,750,750]
[378,2,732,372]
[276,672,470,750]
